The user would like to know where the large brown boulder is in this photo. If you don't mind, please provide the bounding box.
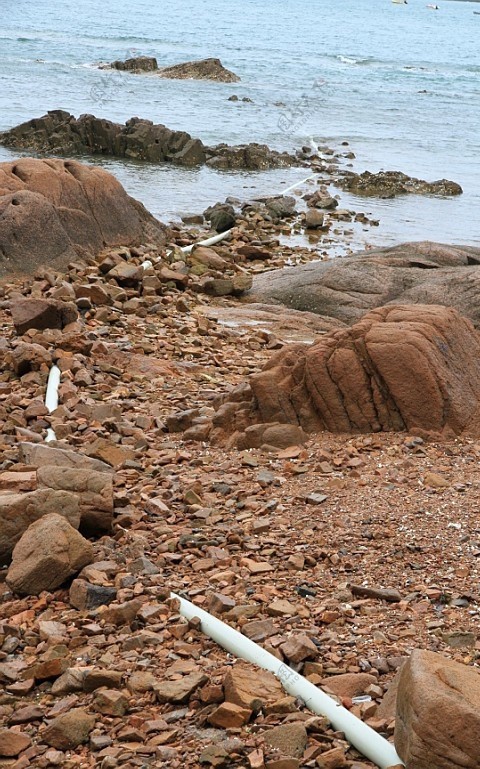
[0,489,80,564]
[395,649,480,769]
[248,242,480,327]
[0,156,167,276]
[210,304,480,443]
[6,513,94,596]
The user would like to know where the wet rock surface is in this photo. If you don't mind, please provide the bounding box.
[340,170,462,197]
[0,111,297,171]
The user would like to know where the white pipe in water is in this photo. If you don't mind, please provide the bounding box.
[172,592,403,769]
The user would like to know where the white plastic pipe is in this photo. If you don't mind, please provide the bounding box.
[181,229,232,255]
[44,364,61,442]
[172,592,403,769]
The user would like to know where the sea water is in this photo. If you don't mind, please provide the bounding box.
[0,0,479,248]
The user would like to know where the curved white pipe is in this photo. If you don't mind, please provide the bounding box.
[181,229,232,255]
[172,592,403,769]
[44,365,61,442]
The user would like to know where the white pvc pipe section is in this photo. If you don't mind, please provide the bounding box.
[181,229,232,255]
[44,365,61,442]
[172,592,403,769]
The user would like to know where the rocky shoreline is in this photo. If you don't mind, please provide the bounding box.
[0,157,479,769]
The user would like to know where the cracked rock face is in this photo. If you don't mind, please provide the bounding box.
[395,649,480,769]
[210,304,480,443]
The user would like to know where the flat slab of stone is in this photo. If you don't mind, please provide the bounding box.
[249,242,480,327]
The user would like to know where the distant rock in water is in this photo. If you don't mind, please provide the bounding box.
[108,56,158,72]
[157,57,240,83]
[0,111,297,170]
[101,56,239,82]
[340,169,462,197]
[0,157,167,276]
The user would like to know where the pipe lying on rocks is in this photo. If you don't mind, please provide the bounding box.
[172,592,403,769]
[180,165,320,255]
[44,364,61,442]
[180,229,231,255]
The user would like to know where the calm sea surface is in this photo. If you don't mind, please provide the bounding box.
[0,0,479,248]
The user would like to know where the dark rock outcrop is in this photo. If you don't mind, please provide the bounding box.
[0,111,206,167]
[157,57,240,83]
[102,56,239,82]
[205,143,296,170]
[110,56,158,72]
[249,242,480,327]
[0,112,297,170]
[340,170,462,197]
[210,305,480,444]
[0,157,167,276]
[395,649,480,769]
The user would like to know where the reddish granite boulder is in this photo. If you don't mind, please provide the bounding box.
[395,649,480,769]
[6,513,93,595]
[0,157,167,276]
[211,305,480,443]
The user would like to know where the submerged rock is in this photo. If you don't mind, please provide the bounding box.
[340,169,462,197]
[109,55,158,72]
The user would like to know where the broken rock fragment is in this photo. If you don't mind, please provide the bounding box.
[224,662,283,711]
[41,708,95,750]
[6,513,93,595]
[11,298,78,335]
[0,488,80,563]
